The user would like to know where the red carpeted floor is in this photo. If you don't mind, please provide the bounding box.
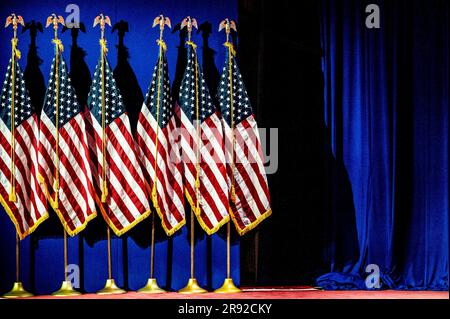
[27,287,449,299]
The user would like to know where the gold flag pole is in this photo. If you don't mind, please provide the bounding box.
[2,13,33,299]
[138,14,171,294]
[94,14,125,295]
[178,16,207,294]
[43,14,81,297]
[214,18,241,294]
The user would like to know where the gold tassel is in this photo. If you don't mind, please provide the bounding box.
[54,193,59,209]
[53,179,59,192]
[195,177,200,190]
[151,186,159,209]
[8,189,16,202]
[230,184,236,203]
[101,180,108,203]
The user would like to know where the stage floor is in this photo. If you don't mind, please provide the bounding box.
[27,287,448,299]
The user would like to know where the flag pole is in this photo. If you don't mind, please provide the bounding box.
[215,19,241,294]
[94,14,125,295]
[138,15,169,294]
[178,17,207,294]
[45,14,81,297]
[2,13,33,299]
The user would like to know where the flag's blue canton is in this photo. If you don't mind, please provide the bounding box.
[42,54,81,126]
[145,54,173,128]
[0,59,34,128]
[87,57,125,125]
[179,45,215,123]
[217,52,253,126]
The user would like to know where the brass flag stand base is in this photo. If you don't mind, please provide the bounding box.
[214,219,241,293]
[51,227,82,296]
[137,213,165,294]
[97,279,126,295]
[138,278,165,294]
[96,228,126,295]
[52,281,82,297]
[214,278,242,293]
[178,278,207,294]
[3,282,33,298]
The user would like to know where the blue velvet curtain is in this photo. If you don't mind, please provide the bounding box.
[318,0,449,290]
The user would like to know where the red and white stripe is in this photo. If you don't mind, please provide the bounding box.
[222,115,271,235]
[178,106,230,234]
[37,112,96,235]
[85,111,150,235]
[136,103,185,235]
[0,115,48,239]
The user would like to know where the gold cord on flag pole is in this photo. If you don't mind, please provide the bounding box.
[151,15,169,210]
[5,14,24,203]
[94,14,125,295]
[100,35,107,203]
[193,35,200,280]
[46,14,65,210]
[215,18,241,294]
[138,15,170,294]
[178,16,206,294]
[2,14,33,299]
[94,14,111,203]
[45,14,81,297]
[9,33,16,203]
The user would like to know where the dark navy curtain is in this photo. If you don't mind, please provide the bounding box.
[318,0,449,290]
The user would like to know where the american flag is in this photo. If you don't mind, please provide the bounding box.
[137,49,185,235]
[217,45,271,235]
[0,58,48,239]
[178,42,230,234]
[86,54,150,235]
[38,53,97,236]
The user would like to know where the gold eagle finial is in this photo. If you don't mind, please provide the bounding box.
[5,13,25,30]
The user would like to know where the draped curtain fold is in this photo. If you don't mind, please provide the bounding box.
[318,0,449,290]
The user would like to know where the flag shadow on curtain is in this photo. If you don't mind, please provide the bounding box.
[112,20,144,134]
[62,22,92,110]
[22,20,45,116]
[171,23,187,104]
